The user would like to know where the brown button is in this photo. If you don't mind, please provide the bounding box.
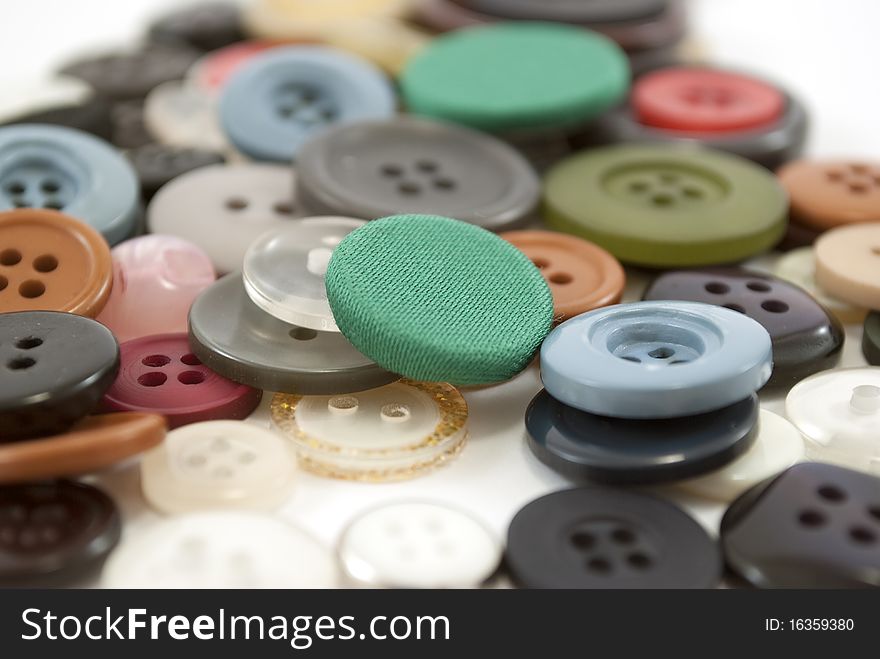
[0,413,166,484]
[501,230,625,322]
[0,209,112,317]
[777,159,880,231]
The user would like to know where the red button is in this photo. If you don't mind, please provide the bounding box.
[633,68,785,134]
[101,333,261,428]
[192,40,289,93]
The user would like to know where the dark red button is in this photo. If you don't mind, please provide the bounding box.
[101,333,261,428]
[633,67,785,134]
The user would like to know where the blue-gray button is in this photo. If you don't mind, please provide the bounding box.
[540,301,772,418]
[218,46,395,163]
[0,124,139,245]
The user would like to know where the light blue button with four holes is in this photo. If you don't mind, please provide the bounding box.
[541,301,773,419]
[218,46,396,163]
[0,124,140,245]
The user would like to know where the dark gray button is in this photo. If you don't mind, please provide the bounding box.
[459,0,667,23]
[127,144,225,201]
[188,273,399,394]
[149,2,245,52]
[297,117,540,231]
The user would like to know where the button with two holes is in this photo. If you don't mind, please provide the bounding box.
[643,267,845,386]
[0,311,119,441]
[506,487,722,588]
[101,333,261,429]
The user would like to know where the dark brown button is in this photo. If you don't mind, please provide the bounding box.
[643,267,844,386]
[0,480,120,582]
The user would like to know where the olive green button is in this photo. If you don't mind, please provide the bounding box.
[543,145,787,268]
[400,23,629,134]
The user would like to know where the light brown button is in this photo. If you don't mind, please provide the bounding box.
[777,159,880,231]
[0,209,112,317]
[815,223,880,310]
[0,413,166,484]
[501,230,625,322]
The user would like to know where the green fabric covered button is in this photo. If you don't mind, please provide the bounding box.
[543,145,787,268]
[400,23,629,134]
[325,214,553,385]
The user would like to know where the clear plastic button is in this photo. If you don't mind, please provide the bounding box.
[271,380,468,481]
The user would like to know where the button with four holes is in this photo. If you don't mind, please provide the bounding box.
[219,46,395,163]
[506,487,722,589]
[721,462,880,588]
[643,267,844,386]
[297,117,540,231]
[141,420,297,515]
[271,380,468,482]
[864,312,880,365]
[0,480,120,583]
[501,230,625,322]
[147,163,306,274]
[96,235,216,344]
[338,501,502,588]
[815,223,880,309]
[101,333,261,429]
[0,311,119,441]
[0,125,140,244]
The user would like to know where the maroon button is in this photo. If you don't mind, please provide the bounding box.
[101,333,261,428]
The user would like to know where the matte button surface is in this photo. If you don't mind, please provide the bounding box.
[101,333,261,429]
[864,312,880,365]
[322,17,432,77]
[96,235,216,344]
[243,217,366,331]
[541,301,772,419]
[126,144,226,201]
[501,230,625,322]
[102,512,338,588]
[778,160,880,231]
[815,223,880,309]
[189,273,397,394]
[460,0,667,23]
[526,390,758,485]
[543,145,788,267]
[633,68,784,133]
[219,46,395,163]
[786,368,880,476]
[678,409,805,502]
[141,420,297,514]
[506,487,721,589]
[296,117,540,231]
[643,267,844,386]
[0,210,113,317]
[271,381,468,482]
[149,2,245,52]
[721,463,880,588]
[339,501,501,588]
[244,0,410,41]
[0,413,165,484]
[0,125,140,245]
[109,101,154,150]
[189,40,286,95]
[0,481,120,583]
[325,215,553,385]
[0,311,118,440]
[1,97,114,142]
[401,23,629,134]
[774,247,866,324]
[143,81,230,153]
[147,163,306,274]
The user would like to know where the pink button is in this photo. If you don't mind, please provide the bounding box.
[102,334,261,428]
[96,235,215,344]
[190,40,289,94]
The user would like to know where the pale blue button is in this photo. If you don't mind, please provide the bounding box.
[541,301,773,419]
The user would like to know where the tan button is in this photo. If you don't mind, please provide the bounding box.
[501,230,625,322]
[0,413,166,484]
[777,159,880,231]
[815,223,880,309]
[0,209,112,317]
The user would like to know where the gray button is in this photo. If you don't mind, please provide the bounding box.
[296,117,540,231]
[188,273,399,394]
[462,0,667,24]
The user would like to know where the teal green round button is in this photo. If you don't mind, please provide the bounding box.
[325,214,553,385]
[543,144,788,268]
[400,23,629,134]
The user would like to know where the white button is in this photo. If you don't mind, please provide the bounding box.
[243,216,366,331]
[786,367,880,476]
[774,247,866,324]
[677,409,805,501]
[141,421,297,514]
[271,380,468,481]
[102,513,337,588]
[143,80,229,153]
[338,501,501,588]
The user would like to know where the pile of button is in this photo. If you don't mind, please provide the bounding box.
[1,0,878,589]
